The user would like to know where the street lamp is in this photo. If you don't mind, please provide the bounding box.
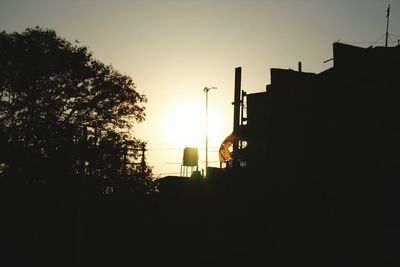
[203,86,217,177]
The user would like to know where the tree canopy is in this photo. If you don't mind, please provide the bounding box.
[0,27,154,196]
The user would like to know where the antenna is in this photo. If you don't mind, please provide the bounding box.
[385,4,390,47]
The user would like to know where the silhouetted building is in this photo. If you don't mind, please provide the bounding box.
[221,42,400,180]
[216,42,400,264]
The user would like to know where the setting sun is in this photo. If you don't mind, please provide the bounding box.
[163,100,224,154]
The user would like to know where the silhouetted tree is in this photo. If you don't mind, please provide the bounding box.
[0,27,154,195]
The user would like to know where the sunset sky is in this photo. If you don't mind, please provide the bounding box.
[1,0,398,177]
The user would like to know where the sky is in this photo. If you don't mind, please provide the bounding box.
[1,0,398,177]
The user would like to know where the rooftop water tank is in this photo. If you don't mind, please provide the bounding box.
[183,147,199,167]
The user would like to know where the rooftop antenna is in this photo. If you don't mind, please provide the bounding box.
[385,4,390,47]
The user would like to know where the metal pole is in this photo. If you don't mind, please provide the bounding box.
[206,89,208,174]
[233,67,241,168]
[203,86,217,177]
[141,143,146,177]
[385,4,390,47]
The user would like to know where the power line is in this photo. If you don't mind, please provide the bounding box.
[345,36,400,47]
[338,33,400,47]
[146,147,220,152]
[164,160,220,165]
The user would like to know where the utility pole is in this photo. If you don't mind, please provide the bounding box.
[386,4,390,47]
[203,86,217,177]
[141,143,146,177]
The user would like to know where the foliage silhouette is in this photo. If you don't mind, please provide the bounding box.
[0,27,154,196]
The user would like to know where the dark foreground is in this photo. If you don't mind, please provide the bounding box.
[1,171,398,267]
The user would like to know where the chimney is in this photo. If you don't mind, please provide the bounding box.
[298,61,302,72]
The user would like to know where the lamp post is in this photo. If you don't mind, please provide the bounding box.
[203,86,217,177]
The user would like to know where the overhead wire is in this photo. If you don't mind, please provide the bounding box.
[338,32,400,47]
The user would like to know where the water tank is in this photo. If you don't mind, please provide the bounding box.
[183,147,199,167]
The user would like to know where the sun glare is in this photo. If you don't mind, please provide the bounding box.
[164,100,223,152]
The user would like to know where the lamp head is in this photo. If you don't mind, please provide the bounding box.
[203,86,217,92]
